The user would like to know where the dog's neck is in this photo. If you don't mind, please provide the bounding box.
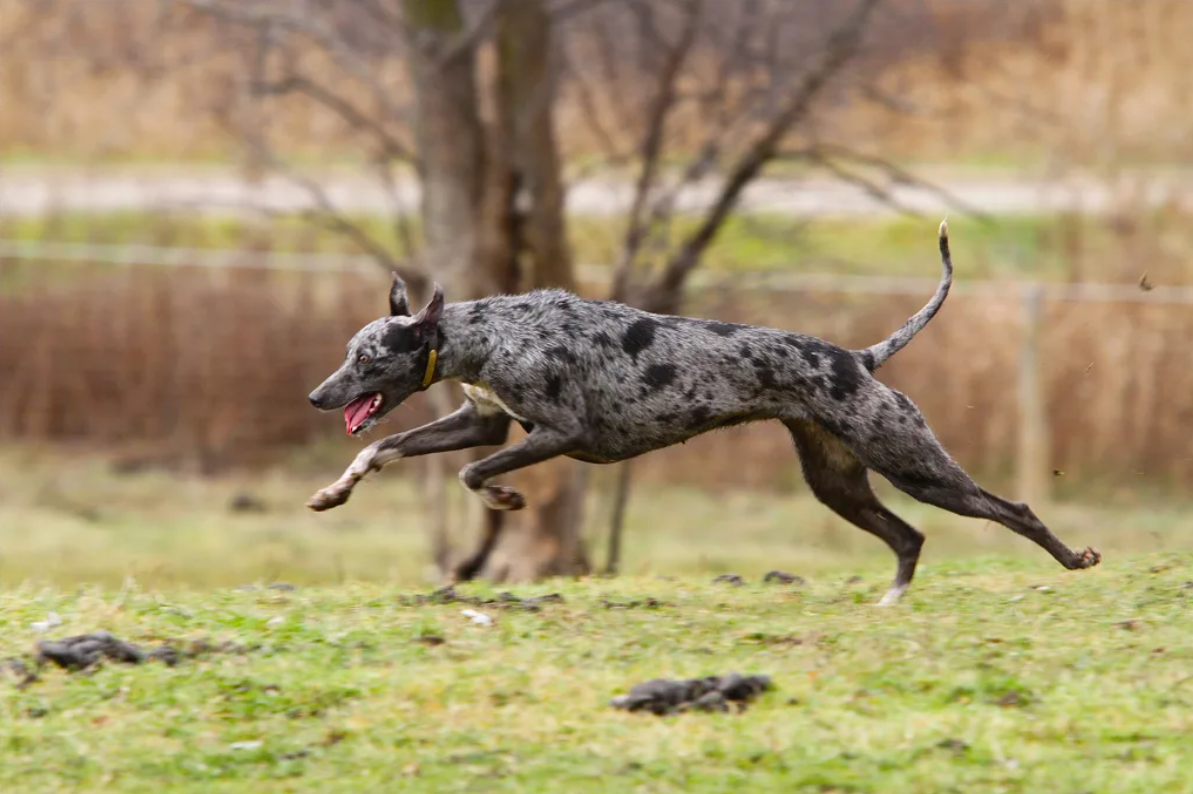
[428,302,497,386]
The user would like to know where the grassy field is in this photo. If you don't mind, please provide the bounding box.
[5,553,1193,792]
[4,443,1193,589]
[5,447,1193,791]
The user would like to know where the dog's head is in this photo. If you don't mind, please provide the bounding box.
[308,275,445,436]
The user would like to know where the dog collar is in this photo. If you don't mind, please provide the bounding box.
[420,347,438,390]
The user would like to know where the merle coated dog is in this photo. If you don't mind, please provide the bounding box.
[306,222,1100,603]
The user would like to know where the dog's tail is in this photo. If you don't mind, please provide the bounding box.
[858,220,952,373]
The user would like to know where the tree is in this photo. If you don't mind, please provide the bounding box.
[177,0,589,581]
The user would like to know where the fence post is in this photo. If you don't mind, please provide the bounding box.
[1016,283,1049,505]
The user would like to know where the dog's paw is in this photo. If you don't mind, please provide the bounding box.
[1076,547,1102,568]
[479,485,526,511]
[306,483,352,512]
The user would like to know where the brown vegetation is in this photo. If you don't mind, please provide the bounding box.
[3,260,1191,495]
[3,1,1192,168]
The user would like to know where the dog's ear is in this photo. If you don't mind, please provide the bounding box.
[389,272,411,316]
[413,282,445,330]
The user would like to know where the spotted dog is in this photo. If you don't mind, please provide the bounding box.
[306,222,1100,603]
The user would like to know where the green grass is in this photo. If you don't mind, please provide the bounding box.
[5,447,1193,791]
[5,557,1193,792]
[0,210,1070,281]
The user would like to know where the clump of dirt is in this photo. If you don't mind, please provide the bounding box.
[400,586,564,612]
[610,673,774,716]
[3,633,257,689]
[601,597,668,610]
[36,631,176,671]
[763,570,805,585]
[712,571,805,587]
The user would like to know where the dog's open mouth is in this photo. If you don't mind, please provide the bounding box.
[344,393,383,436]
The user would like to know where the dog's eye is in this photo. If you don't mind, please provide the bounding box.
[358,355,370,365]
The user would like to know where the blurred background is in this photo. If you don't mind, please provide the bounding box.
[2,0,1192,589]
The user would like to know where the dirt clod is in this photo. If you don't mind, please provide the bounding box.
[400,586,564,612]
[37,631,147,670]
[763,570,805,585]
[610,673,773,716]
[7,633,255,685]
[601,597,666,610]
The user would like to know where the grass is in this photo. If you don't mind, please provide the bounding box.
[5,443,1193,590]
[5,448,1193,790]
[0,210,1085,281]
[5,556,1193,791]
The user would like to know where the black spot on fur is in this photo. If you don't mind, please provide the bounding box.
[860,351,876,371]
[381,323,421,354]
[752,358,777,390]
[707,321,741,337]
[621,318,659,359]
[802,348,820,368]
[684,385,699,400]
[738,344,754,360]
[812,376,827,390]
[545,376,563,402]
[781,334,804,350]
[592,332,615,348]
[642,364,678,392]
[815,343,863,401]
[655,412,677,423]
[546,346,577,364]
[687,406,711,430]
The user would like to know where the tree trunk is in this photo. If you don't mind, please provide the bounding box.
[405,0,588,583]
[477,0,590,582]
[403,0,506,581]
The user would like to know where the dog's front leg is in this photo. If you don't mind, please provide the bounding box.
[458,427,581,511]
[307,401,510,511]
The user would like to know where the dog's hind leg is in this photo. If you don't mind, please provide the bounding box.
[857,396,1101,571]
[786,419,925,606]
[886,470,1100,571]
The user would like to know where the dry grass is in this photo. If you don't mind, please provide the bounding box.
[2,253,1193,494]
[3,0,1193,168]
[3,441,1192,590]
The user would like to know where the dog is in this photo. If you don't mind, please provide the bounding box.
[306,222,1100,604]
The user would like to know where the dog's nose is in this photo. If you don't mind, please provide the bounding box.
[308,392,326,409]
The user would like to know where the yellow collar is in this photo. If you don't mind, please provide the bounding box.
[421,348,439,389]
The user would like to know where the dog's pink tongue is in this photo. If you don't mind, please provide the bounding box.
[344,395,375,435]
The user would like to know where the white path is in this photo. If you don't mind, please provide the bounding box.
[3,166,1193,218]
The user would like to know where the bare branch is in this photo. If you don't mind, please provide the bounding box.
[640,0,883,314]
[254,74,418,165]
[611,0,703,302]
[793,143,996,224]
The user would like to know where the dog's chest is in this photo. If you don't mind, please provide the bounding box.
[462,383,529,422]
